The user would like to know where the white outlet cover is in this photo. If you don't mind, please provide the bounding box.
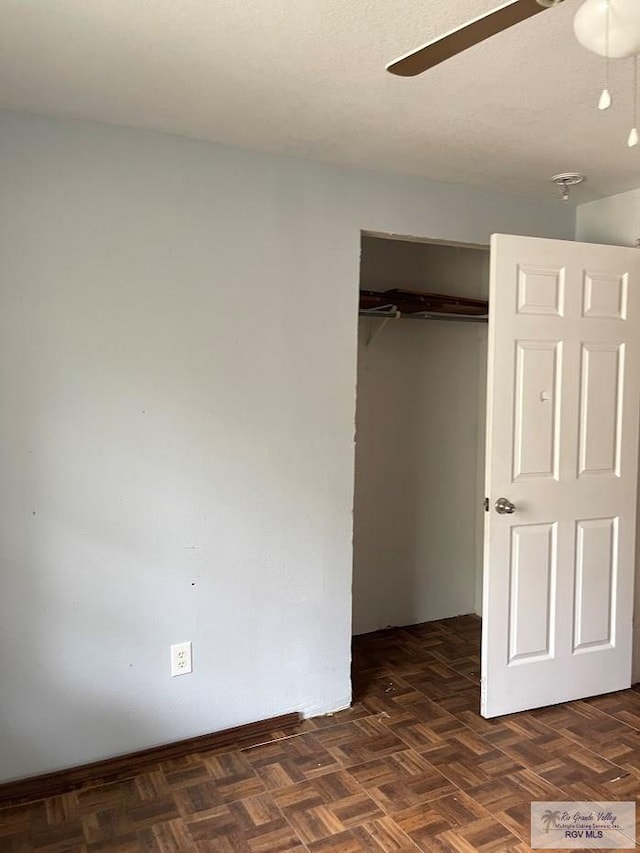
[170,641,192,677]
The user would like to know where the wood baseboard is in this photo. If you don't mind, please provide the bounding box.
[0,711,301,808]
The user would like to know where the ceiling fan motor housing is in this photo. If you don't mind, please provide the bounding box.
[536,0,567,6]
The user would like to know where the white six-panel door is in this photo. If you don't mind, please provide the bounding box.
[482,234,640,718]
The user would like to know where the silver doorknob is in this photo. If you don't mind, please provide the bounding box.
[495,497,516,514]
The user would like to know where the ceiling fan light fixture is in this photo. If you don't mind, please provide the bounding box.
[574,0,640,59]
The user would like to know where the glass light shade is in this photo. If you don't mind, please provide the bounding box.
[574,0,640,58]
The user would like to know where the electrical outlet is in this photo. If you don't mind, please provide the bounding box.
[170,641,192,677]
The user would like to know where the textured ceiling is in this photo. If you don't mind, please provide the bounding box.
[1,0,639,201]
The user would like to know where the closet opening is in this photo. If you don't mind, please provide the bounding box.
[352,231,490,706]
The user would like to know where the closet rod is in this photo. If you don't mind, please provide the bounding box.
[359,308,488,324]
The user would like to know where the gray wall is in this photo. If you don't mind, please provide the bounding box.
[0,109,574,783]
[576,189,640,248]
[359,237,491,298]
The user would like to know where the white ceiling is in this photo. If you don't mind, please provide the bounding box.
[1,0,639,201]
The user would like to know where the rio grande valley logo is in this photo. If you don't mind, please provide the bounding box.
[531,802,635,849]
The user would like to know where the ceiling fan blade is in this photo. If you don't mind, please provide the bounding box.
[387,0,551,77]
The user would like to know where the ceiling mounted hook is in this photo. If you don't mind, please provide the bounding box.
[550,172,586,202]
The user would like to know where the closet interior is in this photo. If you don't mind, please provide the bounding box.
[353,233,490,636]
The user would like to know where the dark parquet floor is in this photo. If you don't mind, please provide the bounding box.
[2,615,640,851]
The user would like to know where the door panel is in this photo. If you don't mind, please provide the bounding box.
[513,340,561,481]
[517,265,564,316]
[573,517,617,651]
[508,522,556,663]
[583,272,627,320]
[482,234,640,717]
[578,343,623,476]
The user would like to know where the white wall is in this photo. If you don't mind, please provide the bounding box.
[353,240,488,634]
[0,108,574,783]
[576,188,640,248]
[576,189,640,684]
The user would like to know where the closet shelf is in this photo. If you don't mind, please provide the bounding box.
[359,288,488,323]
